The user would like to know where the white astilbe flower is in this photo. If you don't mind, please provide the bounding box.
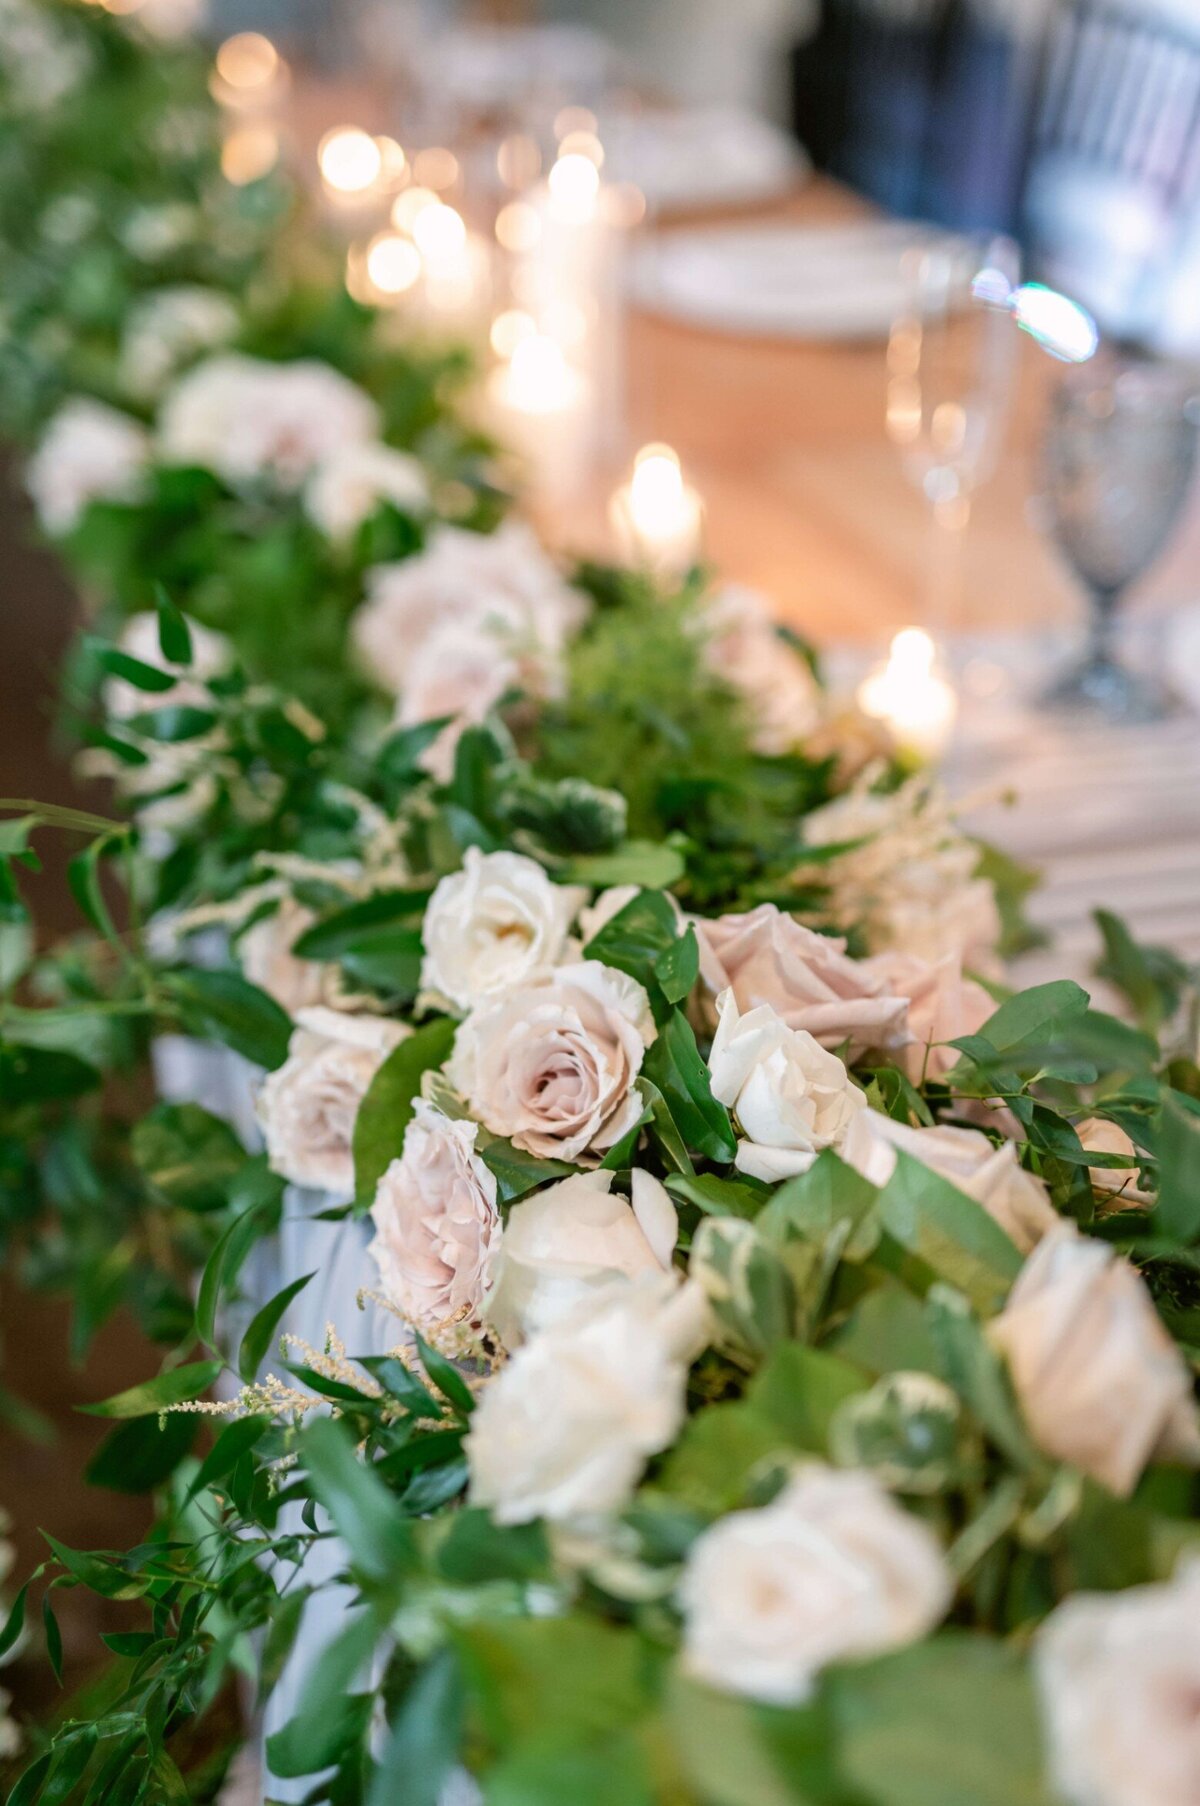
[800,774,1002,974]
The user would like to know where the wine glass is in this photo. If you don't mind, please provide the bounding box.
[886,234,1021,640]
[1041,352,1199,720]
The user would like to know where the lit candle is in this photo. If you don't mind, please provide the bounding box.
[856,627,958,760]
[319,126,384,211]
[609,444,705,576]
[486,333,591,503]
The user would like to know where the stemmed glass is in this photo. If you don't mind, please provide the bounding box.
[1041,352,1199,720]
[886,235,1021,641]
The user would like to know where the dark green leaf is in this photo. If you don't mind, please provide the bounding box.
[643,1010,736,1164]
[186,1415,271,1503]
[302,1416,414,1583]
[80,1359,223,1420]
[162,968,292,1070]
[239,1272,315,1382]
[367,1649,463,1806]
[291,889,433,960]
[132,1102,248,1213]
[414,1332,475,1416]
[479,1138,579,1204]
[353,1016,458,1205]
[155,592,193,666]
[84,1411,198,1493]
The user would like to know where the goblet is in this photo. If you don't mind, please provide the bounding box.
[887,234,1020,640]
[1041,354,1199,720]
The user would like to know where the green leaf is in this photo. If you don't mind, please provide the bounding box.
[583,889,679,989]
[0,1040,100,1103]
[302,1416,414,1583]
[80,1359,223,1419]
[1155,1091,1200,1245]
[926,1285,1040,1471]
[969,980,1089,1058]
[1095,908,1188,1034]
[132,1102,248,1213]
[875,1152,1022,1314]
[830,1634,1057,1806]
[0,1581,30,1658]
[162,968,292,1070]
[41,1536,150,1601]
[194,1173,281,1349]
[186,1415,271,1503]
[238,1272,315,1382]
[666,1172,770,1219]
[90,641,177,693]
[654,924,700,1005]
[485,1732,656,1806]
[562,840,685,889]
[414,1331,476,1416]
[155,591,193,665]
[643,1010,736,1164]
[124,704,217,742]
[665,1671,836,1806]
[41,1592,63,1685]
[85,1411,198,1493]
[758,1150,880,1260]
[337,925,425,997]
[353,1016,458,1205]
[291,888,433,960]
[436,1511,549,1584]
[479,1137,579,1204]
[266,1612,379,1777]
[67,835,122,944]
[368,1649,463,1806]
[457,1617,649,1752]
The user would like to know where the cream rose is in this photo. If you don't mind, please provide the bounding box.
[304,440,429,540]
[840,1109,1058,1254]
[1035,1561,1200,1806]
[702,584,823,755]
[679,1463,952,1704]
[159,353,379,490]
[699,904,909,1057]
[467,1275,709,1523]
[707,989,866,1182]
[863,949,995,1084]
[448,961,655,1162]
[395,626,521,784]
[258,1007,408,1194]
[486,1168,678,1348]
[421,848,585,1015]
[368,1101,500,1333]
[239,896,339,1018]
[352,522,587,701]
[27,398,149,534]
[990,1224,1200,1495]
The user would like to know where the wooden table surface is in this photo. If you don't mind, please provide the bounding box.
[537,177,1200,652]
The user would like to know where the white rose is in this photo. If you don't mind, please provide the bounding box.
[27,399,149,534]
[698,904,909,1057]
[421,848,585,1015]
[352,522,587,700]
[1035,1561,1200,1806]
[448,961,655,1163]
[487,1168,678,1348]
[1076,1116,1153,1205]
[990,1224,1200,1496]
[239,896,339,1017]
[862,949,995,1084]
[707,988,866,1182]
[304,441,429,540]
[369,1101,500,1333]
[702,584,823,755]
[467,1275,709,1523]
[679,1463,952,1704]
[394,623,522,784]
[839,1109,1058,1254]
[119,285,239,401]
[103,609,230,723]
[258,1006,408,1194]
[159,353,379,490]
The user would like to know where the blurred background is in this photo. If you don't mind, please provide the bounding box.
[5,0,1200,1758]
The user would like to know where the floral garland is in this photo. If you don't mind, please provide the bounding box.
[2,6,1200,1806]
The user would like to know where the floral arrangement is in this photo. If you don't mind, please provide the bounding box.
[3,590,1199,1806]
[2,5,1200,1805]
